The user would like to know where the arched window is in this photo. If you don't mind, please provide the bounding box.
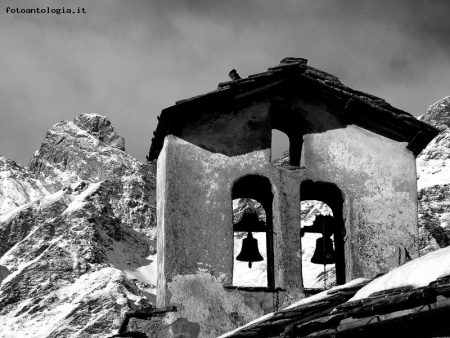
[270,129,302,167]
[231,175,274,288]
[271,129,289,163]
[232,198,267,286]
[300,181,345,292]
[301,200,336,289]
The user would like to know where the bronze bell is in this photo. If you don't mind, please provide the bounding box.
[311,237,335,265]
[236,232,264,268]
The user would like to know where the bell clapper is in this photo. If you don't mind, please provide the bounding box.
[249,261,252,268]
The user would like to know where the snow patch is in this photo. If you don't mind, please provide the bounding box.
[351,245,450,301]
[417,159,450,189]
[62,182,102,215]
[285,278,369,310]
[0,188,67,222]
[122,253,157,293]
[0,200,34,223]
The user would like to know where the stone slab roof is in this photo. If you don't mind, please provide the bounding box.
[148,57,439,161]
[218,276,450,338]
[220,245,450,338]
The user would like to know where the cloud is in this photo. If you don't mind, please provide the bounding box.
[1,0,450,164]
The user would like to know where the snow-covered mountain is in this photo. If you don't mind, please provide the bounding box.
[417,97,450,255]
[0,180,155,337]
[28,114,156,239]
[0,114,156,338]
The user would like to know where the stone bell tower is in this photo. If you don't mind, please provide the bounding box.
[147,57,438,336]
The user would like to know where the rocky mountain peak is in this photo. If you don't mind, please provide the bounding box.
[420,96,450,131]
[0,114,157,337]
[416,99,450,187]
[28,114,132,192]
[73,113,125,151]
[27,114,156,239]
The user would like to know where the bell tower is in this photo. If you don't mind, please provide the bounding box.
[149,57,438,336]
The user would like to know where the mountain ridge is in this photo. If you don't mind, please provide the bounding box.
[0,114,156,337]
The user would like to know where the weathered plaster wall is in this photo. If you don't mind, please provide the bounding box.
[157,139,168,308]
[301,106,418,279]
[156,95,419,337]
[164,272,268,338]
[156,134,304,336]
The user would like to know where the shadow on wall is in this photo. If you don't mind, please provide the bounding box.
[168,83,351,159]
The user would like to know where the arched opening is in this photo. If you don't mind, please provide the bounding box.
[271,129,289,163]
[232,198,267,286]
[270,129,302,167]
[300,181,346,291]
[231,175,274,288]
[301,200,335,289]
[269,94,305,167]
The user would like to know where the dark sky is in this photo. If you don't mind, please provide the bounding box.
[1,0,450,165]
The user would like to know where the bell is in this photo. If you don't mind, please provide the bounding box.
[236,232,264,268]
[311,237,335,265]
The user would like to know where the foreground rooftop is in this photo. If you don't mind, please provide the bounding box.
[219,245,450,337]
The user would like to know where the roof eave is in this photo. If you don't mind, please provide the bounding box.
[148,60,440,161]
